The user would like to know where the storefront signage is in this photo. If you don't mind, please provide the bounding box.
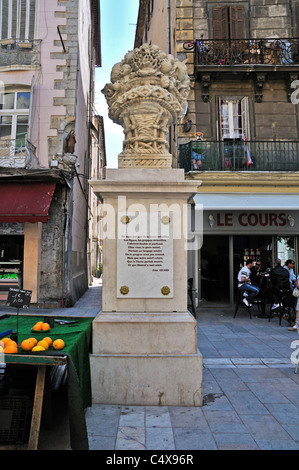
[216,212,287,228]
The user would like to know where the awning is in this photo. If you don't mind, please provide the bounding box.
[194,193,299,211]
[0,182,56,223]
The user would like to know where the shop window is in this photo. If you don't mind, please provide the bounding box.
[212,5,245,40]
[0,0,37,41]
[0,90,30,148]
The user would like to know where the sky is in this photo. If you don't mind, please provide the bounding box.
[94,0,140,168]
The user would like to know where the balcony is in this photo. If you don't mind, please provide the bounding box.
[0,39,41,68]
[186,38,299,67]
[0,139,38,169]
[179,140,299,173]
[184,38,299,101]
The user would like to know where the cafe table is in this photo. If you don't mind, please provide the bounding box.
[0,313,93,450]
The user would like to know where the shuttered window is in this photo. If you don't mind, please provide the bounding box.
[0,0,36,41]
[213,6,245,39]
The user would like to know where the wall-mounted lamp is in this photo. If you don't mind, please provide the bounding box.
[183,119,192,132]
[288,214,295,227]
[208,214,214,228]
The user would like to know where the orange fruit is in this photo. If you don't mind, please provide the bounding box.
[37,340,49,350]
[53,339,65,350]
[43,337,52,346]
[6,340,17,348]
[21,339,34,351]
[4,344,18,354]
[41,323,50,331]
[33,322,43,331]
[1,337,11,345]
[28,337,37,346]
[32,345,45,352]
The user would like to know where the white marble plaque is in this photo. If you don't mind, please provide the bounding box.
[117,211,173,298]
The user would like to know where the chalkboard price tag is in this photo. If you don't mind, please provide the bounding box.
[7,288,32,309]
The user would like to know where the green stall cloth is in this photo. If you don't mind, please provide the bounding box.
[0,314,94,450]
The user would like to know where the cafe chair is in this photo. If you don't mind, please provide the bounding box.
[268,288,294,326]
[234,288,252,319]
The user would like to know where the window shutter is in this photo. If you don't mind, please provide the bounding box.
[19,0,27,39]
[212,7,229,40]
[241,97,249,139]
[11,0,17,38]
[1,0,9,39]
[229,6,245,39]
[29,0,36,39]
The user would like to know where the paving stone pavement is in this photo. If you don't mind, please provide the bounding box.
[4,281,298,451]
[85,295,299,451]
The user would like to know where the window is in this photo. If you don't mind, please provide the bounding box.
[0,0,37,41]
[212,6,245,40]
[218,97,249,140]
[0,91,30,148]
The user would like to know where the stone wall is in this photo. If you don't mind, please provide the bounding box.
[39,183,67,304]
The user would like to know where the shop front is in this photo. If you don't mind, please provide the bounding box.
[0,182,56,303]
[190,194,299,307]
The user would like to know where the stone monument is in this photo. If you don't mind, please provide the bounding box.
[89,44,203,406]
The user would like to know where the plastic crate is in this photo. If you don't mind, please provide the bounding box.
[0,395,32,444]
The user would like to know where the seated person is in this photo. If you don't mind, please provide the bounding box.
[237,259,260,307]
[251,261,266,289]
[261,258,291,313]
[284,259,296,291]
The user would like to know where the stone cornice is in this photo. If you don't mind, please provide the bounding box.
[185,171,299,193]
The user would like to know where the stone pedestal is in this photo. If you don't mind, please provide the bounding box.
[89,44,202,406]
[90,169,203,406]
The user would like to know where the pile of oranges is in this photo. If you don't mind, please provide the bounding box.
[32,321,51,331]
[21,336,65,352]
[0,337,18,354]
[0,336,65,353]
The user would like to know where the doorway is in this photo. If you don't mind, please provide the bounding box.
[200,235,230,305]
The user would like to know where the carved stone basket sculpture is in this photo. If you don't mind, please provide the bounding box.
[102,44,190,168]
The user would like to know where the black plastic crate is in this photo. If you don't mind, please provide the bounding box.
[0,395,32,444]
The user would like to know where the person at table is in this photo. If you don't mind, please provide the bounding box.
[289,274,299,331]
[237,259,260,307]
[284,259,296,291]
[251,261,266,288]
[270,258,291,309]
[259,258,289,315]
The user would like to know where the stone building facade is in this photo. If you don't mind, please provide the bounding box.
[0,0,103,306]
[135,0,299,308]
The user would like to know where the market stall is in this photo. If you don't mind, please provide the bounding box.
[0,314,93,450]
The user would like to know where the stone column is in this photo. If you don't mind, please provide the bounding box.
[89,44,203,406]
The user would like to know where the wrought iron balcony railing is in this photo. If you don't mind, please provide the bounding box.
[179,140,299,172]
[0,138,38,168]
[183,38,299,66]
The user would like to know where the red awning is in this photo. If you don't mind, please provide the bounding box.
[0,182,56,223]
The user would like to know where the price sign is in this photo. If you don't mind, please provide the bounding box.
[7,288,32,309]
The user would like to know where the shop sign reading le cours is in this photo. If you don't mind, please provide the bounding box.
[216,212,287,228]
